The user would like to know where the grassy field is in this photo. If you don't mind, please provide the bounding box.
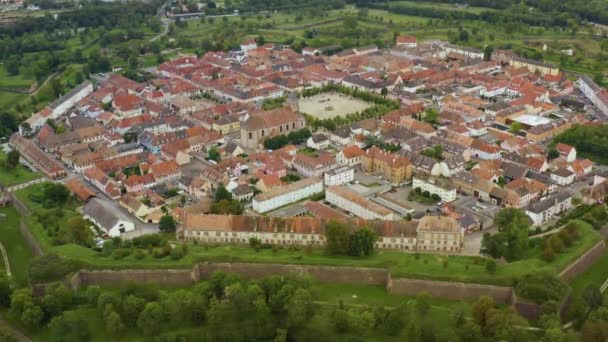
[0,207,35,287]
[569,252,608,297]
[0,151,41,187]
[31,219,601,286]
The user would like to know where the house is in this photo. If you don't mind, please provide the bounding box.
[412,173,457,202]
[256,174,283,193]
[396,35,417,48]
[293,152,338,177]
[555,143,576,163]
[150,160,182,184]
[223,141,245,158]
[231,184,254,201]
[84,166,121,199]
[9,134,66,179]
[416,215,463,252]
[336,145,365,167]
[83,198,135,237]
[252,177,323,213]
[241,39,257,53]
[326,186,394,220]
[124,173,156,193]
[569,159,593,178]
[306,134,330,150]
[240,107,306,149]
[65,178,96,202]
[324,166,354,186]
[525,192,573,226]
[551,167,575,186]
[361,146,413,184]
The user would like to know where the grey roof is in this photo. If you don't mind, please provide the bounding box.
[501,161,527,180]
[232,184,253,196]
[458,214,477,229]
[332,126,352,138]
[553,167,574,178]
[526,192,572,214]
[83,199,131,232]
[311,133,328,143]
[48,81,92,110]
[444,155,466,170]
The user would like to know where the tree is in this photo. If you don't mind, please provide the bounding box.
[422,108,439,125]
[5,149,20,170]
[48,311,90,342]
[547,148,559,160]
[121,295,146,327]
[348,228,377,256]
[208,145,220,162]
[384,303,408,335]
[485,259,497,274]
[41,283,73,317]
[287,288,313,330]
[158,215,176,232]
[415,292,431,316]
[509,122,523,134]
[41,183,70,207]
[582,320,608,342]
[66,216,91,245]
[21,304,43,330]
[325,221,350,255]
[485,208,530,261]
[381,87,388,96]
[582,283,603,313]
[137,302,163,335]
[483,45,493,61]
[104,309,125,336]
[472,296,495,329]
[0,274,13,307]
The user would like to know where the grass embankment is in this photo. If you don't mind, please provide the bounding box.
[0,207,35,286]
[13,182,603,286]
[569,252,608,297]
[0,151,41,187]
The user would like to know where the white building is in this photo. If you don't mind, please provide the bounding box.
[326,186,394,220]
[412,174,457,202]
[525,192,573,226]
[444,44,484,60]
[83,198,135,237]
[252,177,323,213]
[306,134,330,150]
[240,39,257,53]
[20,81,94,135]
[577,76,608,116]
[324,166,354,186]
[551,168,575,186]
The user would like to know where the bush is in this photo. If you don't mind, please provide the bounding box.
[132,234,164,248]
[134,249,145,260]
[515,272,568,304]
[29,254,85,283]
[112,248,131,260]
[485,259,497,274]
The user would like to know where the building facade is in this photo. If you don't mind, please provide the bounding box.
[326,186,394,220]
[252,177,323,213]
[412,173,457,202]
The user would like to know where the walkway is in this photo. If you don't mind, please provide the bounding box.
[0,242,10,278]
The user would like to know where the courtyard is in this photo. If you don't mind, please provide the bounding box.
[298,93,373,119]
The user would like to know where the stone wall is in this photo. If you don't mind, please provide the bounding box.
[70,269,195,290]
[558,240,606,282]
[9,193,31,216]
[19,220,43,257]
[195,262,389,285]
[387,275,513,304]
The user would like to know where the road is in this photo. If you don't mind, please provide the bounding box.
[150,19,170,42]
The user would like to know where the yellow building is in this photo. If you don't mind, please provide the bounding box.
[212,115,241,135]
[416,215,463,252]
[361,146,413,184]
[509,57,559,76]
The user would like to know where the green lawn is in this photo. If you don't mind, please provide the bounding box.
[44,220,600,286]
[0,151,42,187]
[0,207,35,287]
[0,67,35,90]
[569,252,608,298]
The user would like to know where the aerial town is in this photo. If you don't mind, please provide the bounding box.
[8,36,607,258]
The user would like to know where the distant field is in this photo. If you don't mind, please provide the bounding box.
[389,1,496,14]
[299,93,373,119]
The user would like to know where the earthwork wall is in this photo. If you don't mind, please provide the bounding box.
[558,240,606,282]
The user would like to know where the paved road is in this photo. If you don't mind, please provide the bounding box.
[150,19,170,42]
